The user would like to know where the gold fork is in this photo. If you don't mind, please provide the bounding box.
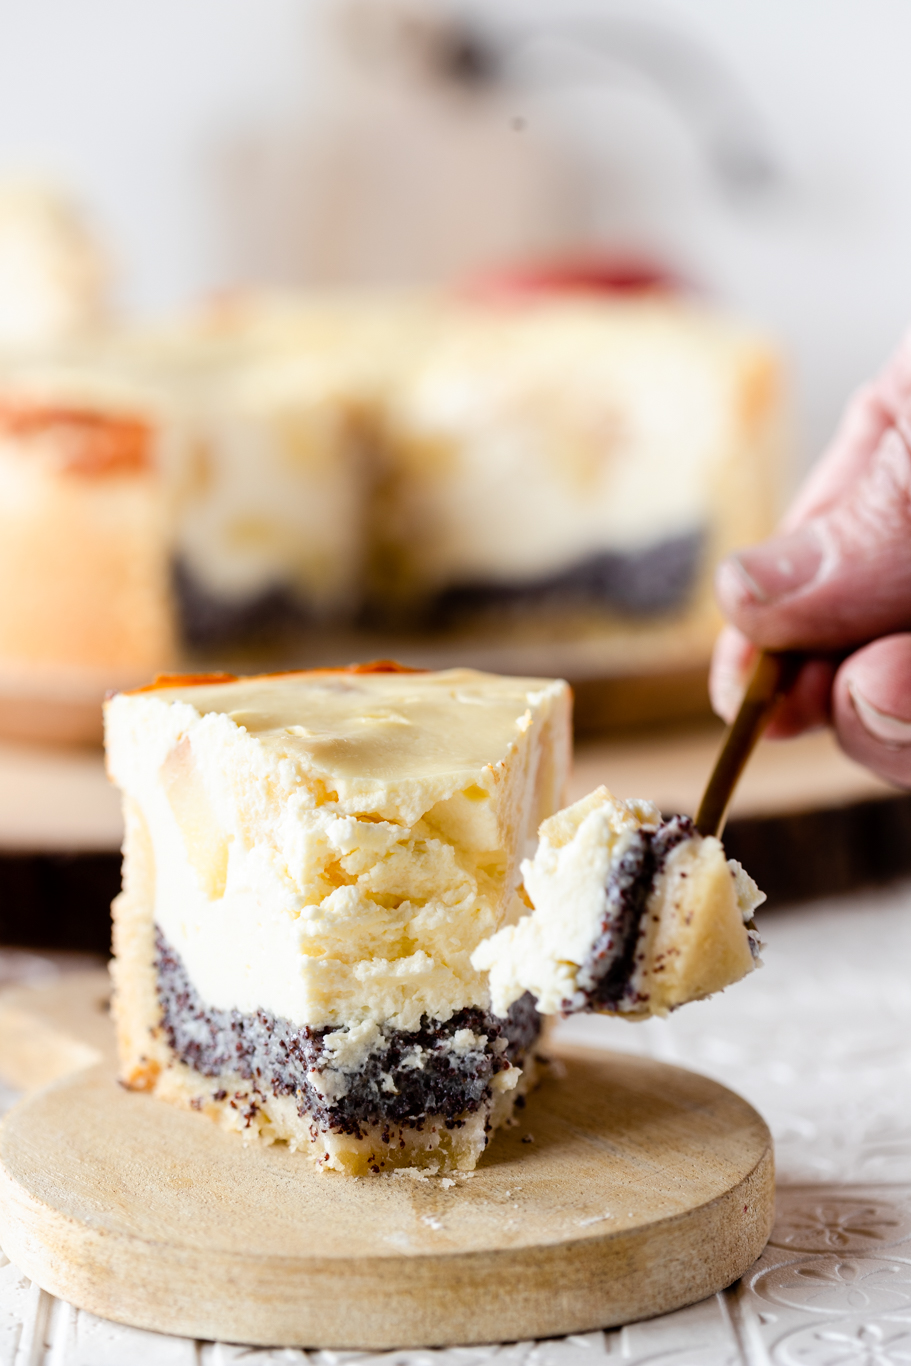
[695,650,802,839]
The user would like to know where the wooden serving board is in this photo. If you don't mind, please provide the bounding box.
[0,972,773,1349]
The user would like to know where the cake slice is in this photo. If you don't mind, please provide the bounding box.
[370,295,783,671]
[473,786,764,1020]
[133,292,433,649]
[0,362,177,741]
[105,663,571,1174]
[142,299,390,647]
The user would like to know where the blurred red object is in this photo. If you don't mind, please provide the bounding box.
[459,258,685,302]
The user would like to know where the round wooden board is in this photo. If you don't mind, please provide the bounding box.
[0,976,773,1350]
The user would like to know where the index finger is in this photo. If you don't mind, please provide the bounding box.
[782,328,911,530]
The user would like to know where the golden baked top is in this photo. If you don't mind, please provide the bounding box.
[129,664,568,789]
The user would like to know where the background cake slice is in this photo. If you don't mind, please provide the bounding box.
[0,361,177,741]
[134,295,422,648]
[105,664,571,1175]
[473,786,764,1020]
[369,295,782,666]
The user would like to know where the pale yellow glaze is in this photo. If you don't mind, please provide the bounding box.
[147,668,563,789]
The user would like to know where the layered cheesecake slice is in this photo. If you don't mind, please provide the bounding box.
[105,664,571,1174]
[473,787,764,1020]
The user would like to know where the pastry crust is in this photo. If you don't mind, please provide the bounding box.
[632,838,758,1016]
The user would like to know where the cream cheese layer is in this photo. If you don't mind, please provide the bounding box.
[105,668,571,1033]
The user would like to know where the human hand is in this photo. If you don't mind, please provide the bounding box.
[710,329,911,788]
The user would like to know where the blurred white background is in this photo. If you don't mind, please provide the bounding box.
[0,0,910,483]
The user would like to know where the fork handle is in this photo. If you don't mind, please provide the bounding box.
[695,650,802,839]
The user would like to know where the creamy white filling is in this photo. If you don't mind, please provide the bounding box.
[145,764,509,1032]
[473,787,661,1016]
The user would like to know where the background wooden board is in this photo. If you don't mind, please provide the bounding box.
[572,728,911,903]
[0,742,121,853]
[570,725,899,818]
[0,973,773,1350]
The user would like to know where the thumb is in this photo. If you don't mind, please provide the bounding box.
[715,422,911,650]
[832,634,911,789]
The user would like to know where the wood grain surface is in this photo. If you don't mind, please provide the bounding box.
[0,972,773,1349]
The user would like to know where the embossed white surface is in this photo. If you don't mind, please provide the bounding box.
[4,880,911,1363]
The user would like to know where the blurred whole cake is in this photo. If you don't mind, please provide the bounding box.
[0,266,784,741]
[370,293,780,663]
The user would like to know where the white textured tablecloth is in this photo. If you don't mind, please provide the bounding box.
[3,882,911,1365]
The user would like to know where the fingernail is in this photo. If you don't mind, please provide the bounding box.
[848,680,911,748]
[710,674,743,725]
[724,526,824,606]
